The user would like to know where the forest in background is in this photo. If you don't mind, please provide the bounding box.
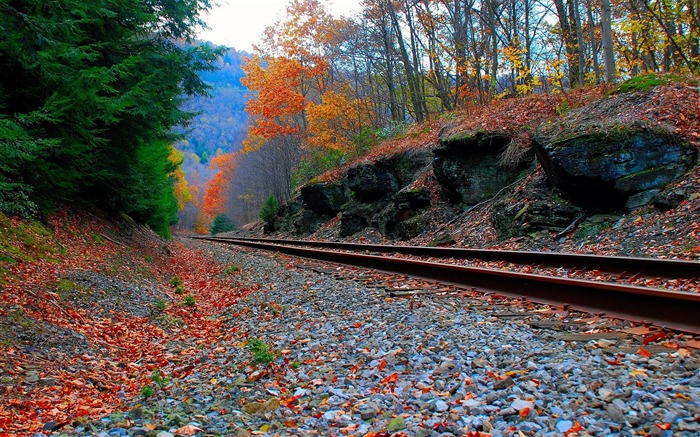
[1,0,698,236]
[198,0,700,231]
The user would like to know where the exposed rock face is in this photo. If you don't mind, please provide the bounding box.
[491,171,583,240]
[339,211,370,237]
[433,130,534,204]
[276,197,326,235]
[346,163,400,202]
[300,182,347,216]
[377,187,432,240]
[379,149,433,187]
[533,124,698,210]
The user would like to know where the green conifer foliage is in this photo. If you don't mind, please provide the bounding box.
[209,213,236,235]
[0,0,222,236]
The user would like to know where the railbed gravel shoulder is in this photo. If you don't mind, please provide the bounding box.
[50,238,700,437]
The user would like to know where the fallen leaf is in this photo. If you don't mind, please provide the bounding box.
[637,348,652,357]
[175,424,202,436]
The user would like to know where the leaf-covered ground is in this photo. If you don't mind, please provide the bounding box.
[0,211,253,435]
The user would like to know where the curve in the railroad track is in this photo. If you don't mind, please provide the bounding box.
[193,236,700,335]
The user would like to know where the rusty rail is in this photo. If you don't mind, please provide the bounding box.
[196,236,700,334]
[206,236,700,278]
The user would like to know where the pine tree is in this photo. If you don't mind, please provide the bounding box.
[0,0,222,237]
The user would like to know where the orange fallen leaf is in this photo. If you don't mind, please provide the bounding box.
[380,372,399,384]
[656,423,672,430]
[637,348,652,357]
[175,424,202,436]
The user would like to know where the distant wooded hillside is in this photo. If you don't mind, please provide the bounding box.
[174,48,251,232]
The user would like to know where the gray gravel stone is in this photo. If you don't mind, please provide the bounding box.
[54,239,700,437]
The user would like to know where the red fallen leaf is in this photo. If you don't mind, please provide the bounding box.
[606,359,623,365]
[643,331,666,345]
[656,423,672,430]
[378,359,386,371]
[380,372,399,384]
[519,407,530,417]
[637,348,652,357]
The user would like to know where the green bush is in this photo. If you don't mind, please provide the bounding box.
[258,196,279,224]
[209,213,236,234]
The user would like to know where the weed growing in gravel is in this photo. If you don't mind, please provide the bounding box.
[150,369,168,387]
[290,361,300,369]
[141,385,154,398]
[247,338,275,364]
[183,294,196,306]
[169,276,182,287]
[153,299,166,313]
[175,285,185,295]
[223,264,240,275]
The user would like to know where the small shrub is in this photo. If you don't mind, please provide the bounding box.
[183,294,196,306]
[150,370,168,387]
[223,264,240,275]
[175,285,185,295]
[141,385,154,398]
[153,299,166,313]
[258,196,279,224]
[247,338,275,364]
[169,276,182,287]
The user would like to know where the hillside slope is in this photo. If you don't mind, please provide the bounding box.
[253,80,699,261]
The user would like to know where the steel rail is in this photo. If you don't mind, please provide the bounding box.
[202,236,700,279]
[198,236,700,334]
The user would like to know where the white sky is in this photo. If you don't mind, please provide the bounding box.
[198,0,362,52]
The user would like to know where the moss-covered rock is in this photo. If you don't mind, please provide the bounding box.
[534,122,698,210]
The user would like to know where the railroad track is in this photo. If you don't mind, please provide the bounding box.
[193,236,700,334]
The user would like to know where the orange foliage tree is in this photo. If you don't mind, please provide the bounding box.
[306,88,372,153]
[202,152,239,220]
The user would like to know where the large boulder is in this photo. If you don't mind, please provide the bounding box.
[533,124,698,209]
[300,182,347,216]
[346,163,400,202]
[378,187,432,239]
[433,130,535,204]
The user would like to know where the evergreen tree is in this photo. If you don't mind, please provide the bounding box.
[209,213,236,235]
[0,0,222,237]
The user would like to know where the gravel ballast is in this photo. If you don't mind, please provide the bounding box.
[49,239,700,437]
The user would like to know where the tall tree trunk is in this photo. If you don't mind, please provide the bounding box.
[600,0,616,81]
[585,0,600,83]
[377,1,401,122]
[553,0,582,87]
[487,0,499,96]
[388,0,426,122]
